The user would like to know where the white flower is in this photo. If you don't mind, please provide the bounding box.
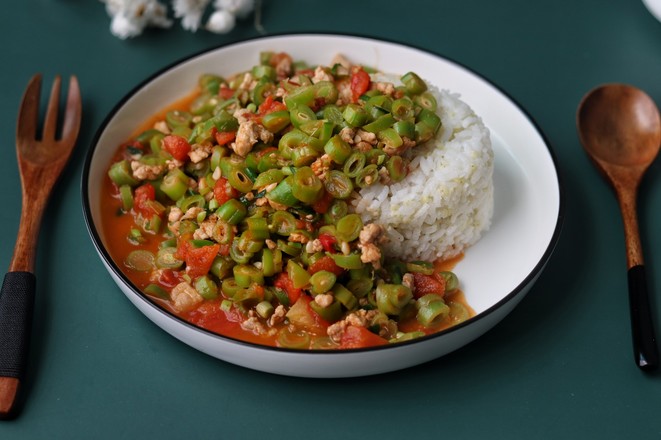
[172,0,211,32]
[205,9,236,33]
[100,0,172,39]
[213,0,255,18]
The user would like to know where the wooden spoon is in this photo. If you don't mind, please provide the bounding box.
[577,83,661,371]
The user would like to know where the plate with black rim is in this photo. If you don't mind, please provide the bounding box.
[82,33,563,378]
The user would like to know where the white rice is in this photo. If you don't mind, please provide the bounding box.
[351,85,494,262]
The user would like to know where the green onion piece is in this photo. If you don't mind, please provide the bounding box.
[289,104,317,129]
[266,176,299,207]
[343,103,370,127]
[233,264,264,288]
[391,97,415,120]
[345,278,373,299]
[165,110,193,129]
[156,247,184,269]
[335,213,363,243]
[416,108,442,134]
[195,275,219,300]
[108,160,139,186]
[261,248,276,277]
[324,170,354,200]
[386,155,407,183]
[330,252,364,270]
[252,168,285,189]
[256,300,275,319]
[416,294,449,327]
[290,145,320,167]
[376,283,413,316]
[323,200,348,225]
[270,211,297,236]
[245,217,269,240]
[377,128,403,150]
[448,301,470,323]
[332,284,358,310]
[252,64,276,80]
[199,73,224,94]
[362,114,396,133]
[312,80,339,104]
[210,256,235,280]
[124,250,156,272]
[277,327,311,349]
[400,71,427,95]
[355,164,379,188]
[221,277,243,298]
[262,110,291,133]
[322,104,344,125]
[160,168,189,201]
[343,152,366,178]
[216,199,247,225]
[414,92,437,111]
[393,120,416,139]
[439,271,459,293]
[291,166,323,204]
[323,135,353,164]
[272,286,289,306]
[226,168,253,193]
[119,185,133,211]
[309,270,337,295]
[309,299,342,323]
[229,239,253,264]
[211,220,234,244]
[144,284,169,300]
[284,84,316,108]
[406,261,435,275]
[287,259,310,289]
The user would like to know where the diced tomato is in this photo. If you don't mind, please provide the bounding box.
[214,130,236,146]
[273,272,303,304]
[158,269,182,288]
[185,244,220,278]
[311,189,333,214]
[339,325,388,349]
[219,86,235,100]
[133,184,157,217]
[350,67,371,102]
[258,95,287,116]
[213,177,240,205]
[317,233,337,253]
[307,256,344,277]
[412,272,446,299]
[162,135,191,162]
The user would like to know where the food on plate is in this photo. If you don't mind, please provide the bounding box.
[101,51,493,349]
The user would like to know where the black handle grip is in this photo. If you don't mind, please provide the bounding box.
[0,272,35,379]
[627,265,659,371]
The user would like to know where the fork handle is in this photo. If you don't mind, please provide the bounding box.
[0,271,35,419]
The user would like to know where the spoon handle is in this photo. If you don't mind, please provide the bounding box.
[628,265,659,370]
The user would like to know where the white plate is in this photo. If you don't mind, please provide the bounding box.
[82,34,563,377]
[643,0,661,22]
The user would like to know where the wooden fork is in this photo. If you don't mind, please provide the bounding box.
[0,75,81,419]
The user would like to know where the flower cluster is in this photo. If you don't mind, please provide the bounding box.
[100,0,257,39]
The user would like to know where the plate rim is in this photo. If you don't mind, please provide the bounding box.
[81,31,565,356]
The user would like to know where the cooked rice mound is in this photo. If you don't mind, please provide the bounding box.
[351,87,494,262]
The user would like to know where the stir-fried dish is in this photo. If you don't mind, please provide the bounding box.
[102,52,473,349]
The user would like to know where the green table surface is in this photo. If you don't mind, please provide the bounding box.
[1,0,661,438]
